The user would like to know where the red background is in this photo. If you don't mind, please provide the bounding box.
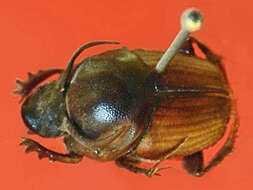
[1,0,252,189]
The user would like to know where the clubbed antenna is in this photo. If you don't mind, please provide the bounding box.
[155,8,203,73]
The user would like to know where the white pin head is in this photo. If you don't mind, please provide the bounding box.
[181,8,203,32]
[155,8,203,73]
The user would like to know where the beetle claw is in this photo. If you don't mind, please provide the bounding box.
[153,172,161,176]
[146,168,159,177]
[146,166,171,177]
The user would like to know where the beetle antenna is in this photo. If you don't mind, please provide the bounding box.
[56,41,120,92]
[155,8,203,73]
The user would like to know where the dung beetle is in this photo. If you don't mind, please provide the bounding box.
[14,8,238,177]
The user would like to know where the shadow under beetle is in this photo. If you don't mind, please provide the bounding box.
[14,8,238,177]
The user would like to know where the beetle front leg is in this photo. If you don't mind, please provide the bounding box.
[20,137,83,163]
[14,69,62,102]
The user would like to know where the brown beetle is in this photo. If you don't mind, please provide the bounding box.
[14,8,238,177]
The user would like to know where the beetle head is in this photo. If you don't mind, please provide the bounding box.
[21,81,65,137]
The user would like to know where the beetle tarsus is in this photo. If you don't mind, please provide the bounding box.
[115,157,170,177]
[20,137,83,163]
[146,166,171,177]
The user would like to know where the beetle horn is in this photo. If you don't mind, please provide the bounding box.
[56,41,120,92]
[155,8,203,73]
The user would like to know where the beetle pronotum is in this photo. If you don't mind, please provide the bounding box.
[14,8,238,177]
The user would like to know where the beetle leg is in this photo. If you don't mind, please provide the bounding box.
[190,37,228,82]
[20,137,83,163]
[190,37,222,63]
[115,157,169,177]
[13,69,62,102]
[116,138,186,177]
[182,151,203,176]
[143,137,187,177]
[179,37,195,56]
[182,107,239,177]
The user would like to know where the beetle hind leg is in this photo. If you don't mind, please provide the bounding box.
[190,37,222,64]
[182,151,203,176]
[20,137,83,163]
[13,69,62,102]
[190,37,229,82]
[182,111,239,177]
[179,37,195,56]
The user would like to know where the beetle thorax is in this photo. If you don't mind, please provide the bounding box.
[64,53,155,160]
[66,72,135,138]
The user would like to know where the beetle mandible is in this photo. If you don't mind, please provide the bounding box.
[14,8,238,177]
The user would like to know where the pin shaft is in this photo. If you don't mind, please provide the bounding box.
[155,30,189,73]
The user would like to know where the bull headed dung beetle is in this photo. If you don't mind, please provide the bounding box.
[14,8,238,177]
